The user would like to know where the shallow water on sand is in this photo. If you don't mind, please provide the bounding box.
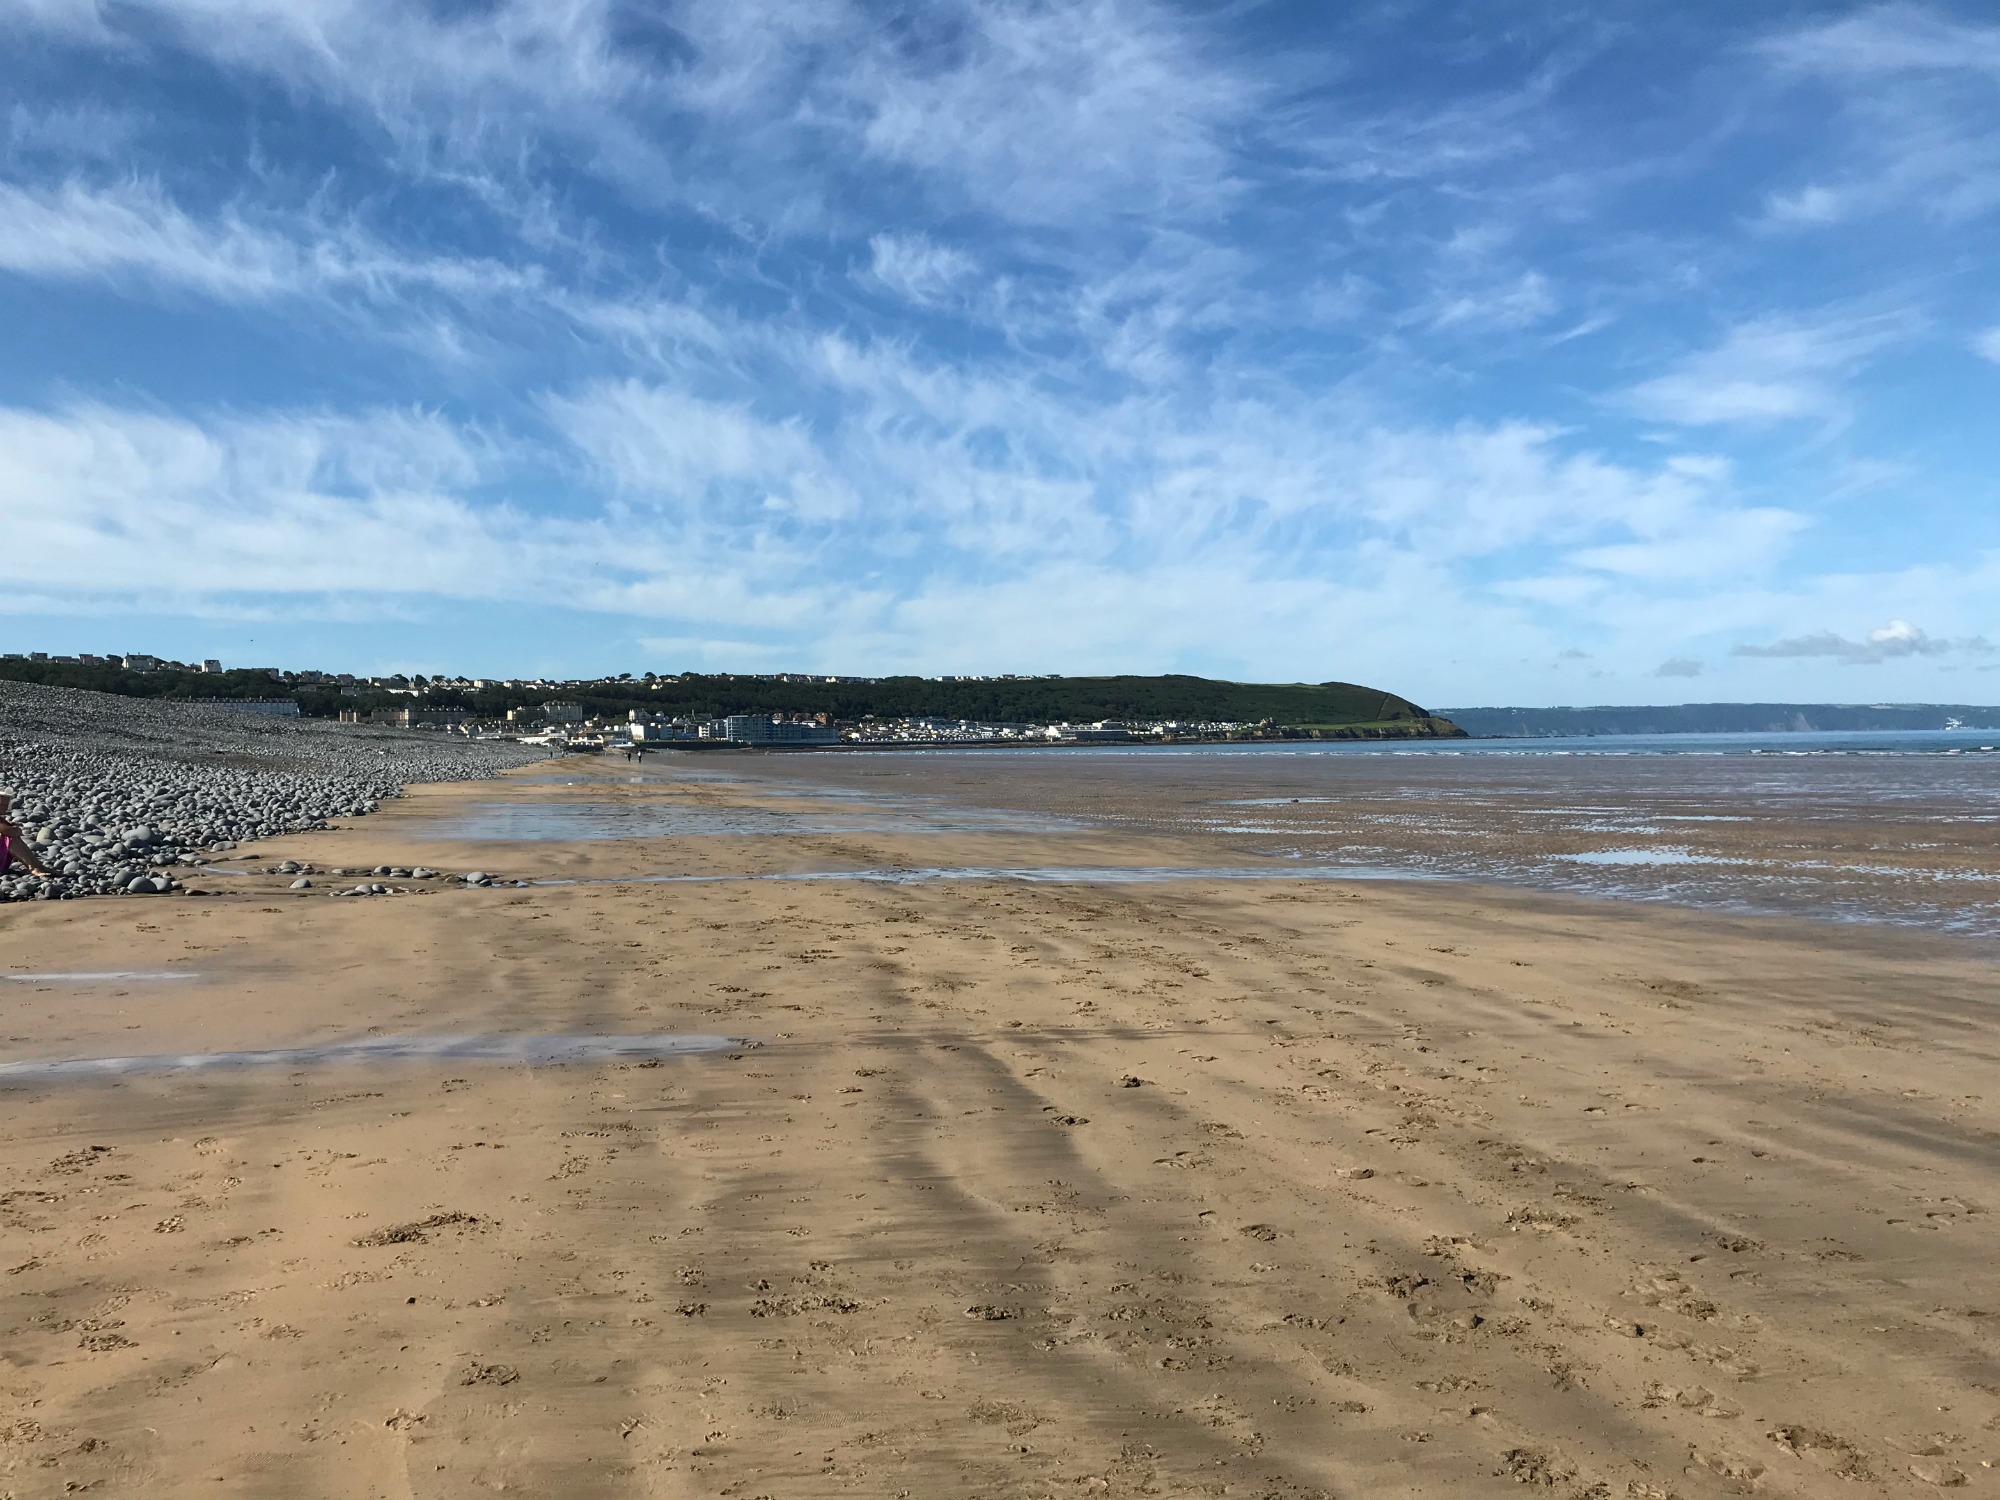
[4,970,201,983]
[691,741,2000,939]
[0,1033,745,1082]
[1555,847,1726,867]
[410,794,1074,841]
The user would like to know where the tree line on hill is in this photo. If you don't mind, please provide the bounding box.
[0,659,1462,737]
[0,660,298,703]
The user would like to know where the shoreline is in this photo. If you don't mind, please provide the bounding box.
[617,722,1469,754]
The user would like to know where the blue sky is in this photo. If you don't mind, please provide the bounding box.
[3,0,1998,705]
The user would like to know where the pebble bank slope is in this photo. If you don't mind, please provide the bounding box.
[0,681,549,900]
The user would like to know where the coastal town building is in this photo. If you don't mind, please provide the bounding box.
[0,651,1284,751]
[723,715,839,745]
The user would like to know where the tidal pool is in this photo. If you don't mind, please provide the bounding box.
[0,1033,746,1082]
[1555,847,1731,867]
[409,799,1074,841]
[3,971,201,983]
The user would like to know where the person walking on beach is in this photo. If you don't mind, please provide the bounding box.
[0,792,52,877]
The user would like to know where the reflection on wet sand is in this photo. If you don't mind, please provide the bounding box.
[702,744,2000,939]
[407,796,1074,841]
[4,970,201,982]
[528,862,1433,888]
[0,1032,744,1081]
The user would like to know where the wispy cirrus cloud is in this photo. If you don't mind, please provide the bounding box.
[1623,311,1916,426]
[1,0,1256,232]
[0,177,543,305]
[0,358,1811,617]
[0,178,306,298]
[847,0,1254,224]
[1425,270,1557,332]
[1758,6,2000,227]
[864,233,978,308]
[0,402,541,603]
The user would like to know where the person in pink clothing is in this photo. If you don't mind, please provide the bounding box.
[0,791,52,877]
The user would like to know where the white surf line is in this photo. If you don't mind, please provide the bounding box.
[0,1032,748,1082]
[4,971,202,983]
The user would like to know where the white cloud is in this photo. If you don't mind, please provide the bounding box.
[1974,327,2000,363]
[0,178,299,297]
[1758,8,2000,227]
[0,376,1825,684]
[2,0,1253,232]
[1762,184,1851,227]
[0,0,111,35]
[0,177,542,307]
[1652,657,1702,678]
[1624,312,1914,426]
[0,380,1990,705]
[1427,270,1557,332]
[864,234,976,307]
[3,101,147,161]
[847,0,1250,224]
[1316,422,1771,572]
[0,395,890,639]
[1730,617,1979,665]
[546,380,849,524]
[1762,7,2000,84]
[1565,506,1807,581]
[0,402,559,602]
[586,325,1812,585]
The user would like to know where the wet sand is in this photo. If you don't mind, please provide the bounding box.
[708,745,2000,938]
[2,757,1997,1496]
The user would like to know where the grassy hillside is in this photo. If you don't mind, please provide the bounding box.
[0,659,1463,737]
[634,673,1455,732]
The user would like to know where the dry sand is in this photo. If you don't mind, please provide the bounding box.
[2,757,1997,1497]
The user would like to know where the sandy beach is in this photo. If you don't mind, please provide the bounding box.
[3,755,1997,1497]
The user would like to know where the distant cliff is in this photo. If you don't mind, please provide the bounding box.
[1441,702,2000,738]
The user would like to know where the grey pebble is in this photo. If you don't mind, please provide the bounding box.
[0,680,550,903]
